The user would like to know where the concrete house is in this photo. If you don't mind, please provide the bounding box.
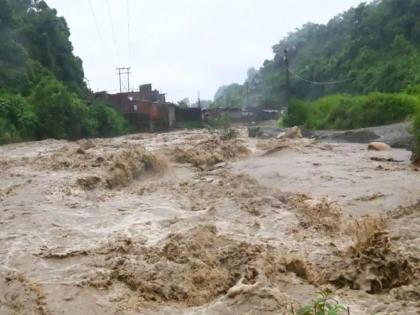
[95,84,176,131]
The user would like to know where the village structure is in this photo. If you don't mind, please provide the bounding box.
[95,84,280,131]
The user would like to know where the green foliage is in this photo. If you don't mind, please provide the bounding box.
[213,84,245,108]
[285,92,418,130]
[27,78,127,141]
[0,0,133,145]
[0,0,87,95]
[404,84,420,96]
[283,99,310,127]
[214,0,420,108]
[177,99,189,109]
[277,117,285,128]
[29,78,89,139]
[88,101,129,138]
[0,92,37,144]
[412,106,420,164]
[0,79,129,144]
[298,291,347,315]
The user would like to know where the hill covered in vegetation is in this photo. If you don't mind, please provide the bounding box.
[0,0,127,144]
[214,0,420,109]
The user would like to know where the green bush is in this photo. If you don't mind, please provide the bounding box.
[27,78,128,141]
[298,291,347,315]
[88,101,129,138]
[412,106,420,164]
[404,84,420,96]
[285,92,418,130]
[0,117,17,144]
[29,78,88,139]
[350,93,416,128]
[0,92,38,144]
[283,99,309,127]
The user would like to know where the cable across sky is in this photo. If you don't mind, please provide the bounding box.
[126,0,131,66]
[289,68,352,85]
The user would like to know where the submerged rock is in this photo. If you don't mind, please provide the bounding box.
[368,142,391,151]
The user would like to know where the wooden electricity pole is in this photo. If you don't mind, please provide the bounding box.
[246,81,249,107]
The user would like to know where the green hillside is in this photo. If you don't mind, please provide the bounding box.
[0,0,127,144]
[214,0,420,108]
[0,0,86,95]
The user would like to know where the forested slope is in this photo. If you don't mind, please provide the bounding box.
[0,0,86,95]
[214,0,420,108]
[0,0,127,144]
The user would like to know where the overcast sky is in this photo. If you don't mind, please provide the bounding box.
[46,0,364,102]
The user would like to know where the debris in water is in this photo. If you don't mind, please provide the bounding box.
[368,142,391,151]
[277,126,302,139]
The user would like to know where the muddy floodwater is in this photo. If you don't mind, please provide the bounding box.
[0,129,419,315]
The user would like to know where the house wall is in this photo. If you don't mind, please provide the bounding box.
[168,106,176,128]
[95,86,180,132]
[226,110,242,122]
[175,108,202,122]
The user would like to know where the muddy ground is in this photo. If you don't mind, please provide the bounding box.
[0,129,419,315]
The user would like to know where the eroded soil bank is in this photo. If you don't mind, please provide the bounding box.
[0,129,419,314]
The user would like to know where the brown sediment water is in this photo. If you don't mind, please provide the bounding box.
[0,129,418,314]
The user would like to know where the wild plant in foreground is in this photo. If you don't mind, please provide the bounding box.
[293,291,349,315]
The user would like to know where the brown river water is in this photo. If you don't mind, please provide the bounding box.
[0,129,418,314]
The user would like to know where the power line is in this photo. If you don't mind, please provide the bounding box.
[288,68,352,85]
[126,0,131,66]
[105,0,119,62]
[87,0,107,53]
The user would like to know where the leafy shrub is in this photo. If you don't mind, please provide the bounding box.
[350,93,416,128]
[29,78,89,140]
[0,117,17,144]
[0,92,37,144]
[88,101,129,138]
[412,106,420,165]
[298,291,348,315]
[283,99,309,127]
[285,92,418,130]
[404,84,420,96]
[28,78,129,141]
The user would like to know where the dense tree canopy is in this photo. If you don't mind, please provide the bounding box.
[0,0,87,96]
[215,0,420,109]
[0,0,129,144]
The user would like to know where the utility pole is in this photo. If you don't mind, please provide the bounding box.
[284,48,290,108]
[246,81,249,107]
[116,67,131,93]
[197,90,201,108]
[117,68,122,93]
